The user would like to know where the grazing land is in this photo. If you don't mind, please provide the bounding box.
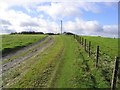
[81,36,118,59]
[1,35,119,88]
[2,34,46,56]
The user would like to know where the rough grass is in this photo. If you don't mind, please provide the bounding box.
[78,35,119,88]
[2,34,46,55]
[79,36,120,87]
[81,36,118,59]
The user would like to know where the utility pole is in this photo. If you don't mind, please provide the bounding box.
[61,20,62,34]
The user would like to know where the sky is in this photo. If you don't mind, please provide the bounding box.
[0,0,119,37]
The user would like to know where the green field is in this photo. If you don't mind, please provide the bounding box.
[76,35,119,88]
[2,35,119,88]
[81,36,118,59]
[1,34,46,55]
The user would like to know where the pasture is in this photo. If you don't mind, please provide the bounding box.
[1,34,46,55]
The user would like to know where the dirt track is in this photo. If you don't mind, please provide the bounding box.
[1,36,54,74]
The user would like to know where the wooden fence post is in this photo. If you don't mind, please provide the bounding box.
[82,38,84,46]
[77,36,79,41]
[81,38,83,45]
[95,46,99,68]
[74,34,75,39]
[80,37,81,44]
[88,41,91,57]
[84,39,86,51]
[77,35,79,42]
[111,56,119,90]
[81,37,82,45]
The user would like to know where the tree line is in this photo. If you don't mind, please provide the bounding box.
[11,31,75,35]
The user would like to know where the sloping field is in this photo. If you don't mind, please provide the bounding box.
[2,34,46,56]
[77,35,119,88]
[2,35,119,88]
[81,36,118,59]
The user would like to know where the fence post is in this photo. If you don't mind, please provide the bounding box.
[111,56,119,90]
[84,39,86,51]
[81,37,82,45]
[88,41,91,57]
[78,36,79,42]
[95,46,99,68]
[82,38,84,46]
[77,35,79,41]
[81,38,83,45]
[74,34,75,39]
[77,36,78,41]
[80,37,81,44]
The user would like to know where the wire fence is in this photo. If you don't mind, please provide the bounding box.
[74,34,120,90]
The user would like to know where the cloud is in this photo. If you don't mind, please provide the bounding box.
[94,25,118,38]
[0,19,14,34]
[20,22,39,27]
[103,25,118,34]
[0,10,31,33]
[2,0,119,7]
[37,2,80,19]
[0,25,15,34]
[64,18,103,34]
[37,2,100,20]
[63,18,118,37]
[0,19,11,25]
[1,29,15,34]
[0,5,59,34]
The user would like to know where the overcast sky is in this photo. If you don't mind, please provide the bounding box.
[0,0,118,37]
